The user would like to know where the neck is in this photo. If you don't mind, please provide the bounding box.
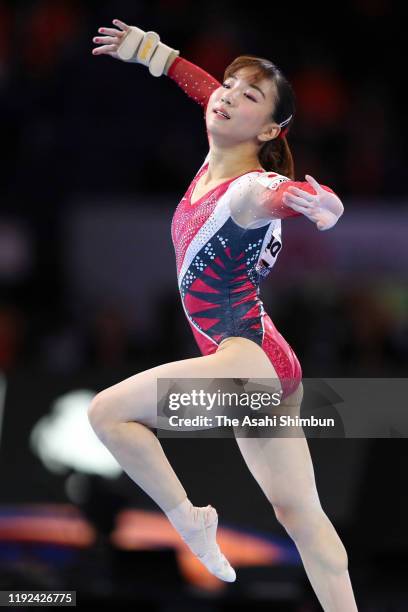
[205,139,262,183]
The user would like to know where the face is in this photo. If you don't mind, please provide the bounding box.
[206,67,281,145]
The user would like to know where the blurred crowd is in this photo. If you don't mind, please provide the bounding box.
[0,0,406,377]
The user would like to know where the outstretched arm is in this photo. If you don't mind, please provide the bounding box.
[92,19,220,108]
[166,56,220,109]
[248,173,344,231]
[92,18,179,74]
[281,175,344,230]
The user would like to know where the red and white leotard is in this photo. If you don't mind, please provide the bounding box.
[168,57,335,399]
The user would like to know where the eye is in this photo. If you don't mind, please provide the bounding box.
[222,81,231,88]
[244,93,257,102]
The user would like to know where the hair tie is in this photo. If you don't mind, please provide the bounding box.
[278,127,289,139]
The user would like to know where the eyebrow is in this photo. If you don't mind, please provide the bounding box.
[228,74,266,99]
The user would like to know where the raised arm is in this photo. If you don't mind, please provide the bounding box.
[92,22,344,231]
[166,56,220,108]
[92,19,220,108]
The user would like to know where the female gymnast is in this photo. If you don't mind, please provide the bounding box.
[89,19,358,610]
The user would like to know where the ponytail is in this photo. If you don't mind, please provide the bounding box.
[259,135,295,180]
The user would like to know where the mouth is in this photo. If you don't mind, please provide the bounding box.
[213,108,230,119]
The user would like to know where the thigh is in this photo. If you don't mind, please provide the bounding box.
[94,336,281,428]
[235,434,320,512]
[234,382,320,511]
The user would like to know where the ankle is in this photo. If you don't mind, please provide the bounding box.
[166,498,217,535]
[165,497,194,530]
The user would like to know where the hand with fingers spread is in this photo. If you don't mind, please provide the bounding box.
[282,174,344,231]
[92,19,179,76]
[92,19,129,61]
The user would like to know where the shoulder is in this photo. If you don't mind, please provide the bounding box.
[228,171,291,202]
[229,170,270,192]
[255,171,292,191]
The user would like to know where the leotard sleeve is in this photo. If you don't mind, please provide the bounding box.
[250,172,337,220]
[167,56,221,109]
[228,172,338,226]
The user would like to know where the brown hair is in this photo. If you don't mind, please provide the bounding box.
[223,55,296,179]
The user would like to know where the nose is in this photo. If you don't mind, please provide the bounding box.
[220,95,232,106]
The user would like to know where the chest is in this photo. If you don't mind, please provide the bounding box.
[189,175,227,206]
[172,191,218,251]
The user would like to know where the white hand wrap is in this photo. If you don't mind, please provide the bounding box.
[117,26,179,76]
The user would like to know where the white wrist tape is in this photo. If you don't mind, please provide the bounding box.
[117,26,145,61]
[117,26,179,77]
[149,42,178,77]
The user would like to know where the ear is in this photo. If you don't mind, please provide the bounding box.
[258,122,281,144]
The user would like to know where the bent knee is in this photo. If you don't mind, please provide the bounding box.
[88,391,118,438]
